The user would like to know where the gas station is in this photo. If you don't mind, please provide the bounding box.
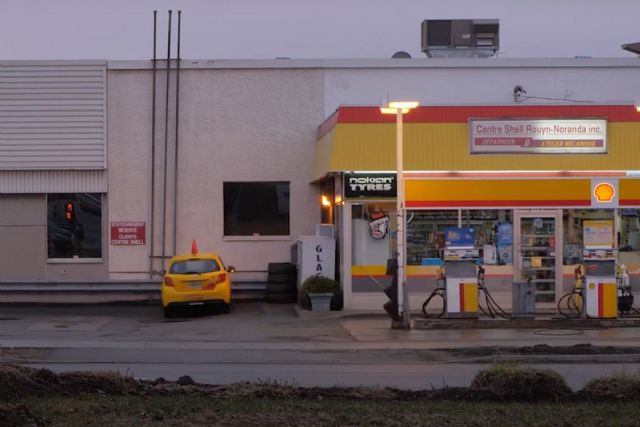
[313,104,640,325]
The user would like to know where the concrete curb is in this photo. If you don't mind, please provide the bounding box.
[414,317,640,329]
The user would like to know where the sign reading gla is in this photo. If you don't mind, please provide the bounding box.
[469,118,607,154]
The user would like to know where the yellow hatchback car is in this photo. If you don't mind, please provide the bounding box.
[161,252,234,318]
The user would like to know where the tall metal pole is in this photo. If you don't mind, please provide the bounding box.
[161,10,172,259]
[396,109,410,329]
[172,10,181,255]
[395,109,405,326]
[149,10,157,278]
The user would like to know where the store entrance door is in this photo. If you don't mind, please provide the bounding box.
[514,210,563,306]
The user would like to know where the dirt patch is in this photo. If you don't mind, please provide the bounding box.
[0,348,51,362]
[56,370,144,395]
[450,343,640,357]
[579,373,640,401]
[0,402,48,426]
[470,364,572,401]
[0,364,142,402]
[4,363,640,405]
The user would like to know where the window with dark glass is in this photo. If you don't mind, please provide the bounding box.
[47,193,102,258]
[223,182,290,236]
[170,259,220,274]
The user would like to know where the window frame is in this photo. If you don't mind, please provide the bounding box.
[46,193,104,262]
[222,181,291,239]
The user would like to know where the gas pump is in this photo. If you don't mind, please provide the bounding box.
[582,249,618,318]
[443,227,479,319]
[581,218,618,319]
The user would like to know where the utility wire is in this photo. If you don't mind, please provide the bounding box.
[517,95,593,104]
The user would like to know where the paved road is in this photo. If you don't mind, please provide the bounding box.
[2,302,640,390]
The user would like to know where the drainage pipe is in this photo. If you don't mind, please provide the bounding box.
[172,10,181,255]
[149,10,157,278]
[161,10,172,260]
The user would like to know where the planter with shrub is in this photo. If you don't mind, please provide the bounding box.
[300,275,339,311]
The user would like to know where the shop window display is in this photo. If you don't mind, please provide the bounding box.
[47,193,102,259]
[406,210,512,265]
[562,209,614,264]
[619,209,640,252]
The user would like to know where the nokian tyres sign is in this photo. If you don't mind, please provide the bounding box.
[345,173,396,198]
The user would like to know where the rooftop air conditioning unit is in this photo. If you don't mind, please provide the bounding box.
[421,19,499,58]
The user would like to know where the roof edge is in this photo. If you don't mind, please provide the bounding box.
[104,57,640,70]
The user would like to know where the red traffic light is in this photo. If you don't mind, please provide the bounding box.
[64,202,74,221]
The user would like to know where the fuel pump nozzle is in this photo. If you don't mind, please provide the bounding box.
[477,266,486,288]
[436,267,446,288]
[574,265,584,289]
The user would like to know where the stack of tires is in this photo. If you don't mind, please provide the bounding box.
[265,262,298,303]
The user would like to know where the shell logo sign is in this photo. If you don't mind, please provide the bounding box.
[593,182,615,203]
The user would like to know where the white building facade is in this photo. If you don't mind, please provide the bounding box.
[1,57,640,311]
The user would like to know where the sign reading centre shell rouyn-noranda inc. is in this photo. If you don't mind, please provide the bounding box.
[469,118,607,154]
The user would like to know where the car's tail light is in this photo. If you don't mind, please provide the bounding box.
[163,277,174,287]
[203,273,226,290]
[216,273,226,284]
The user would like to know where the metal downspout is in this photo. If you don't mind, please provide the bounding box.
[172,10,181,255]
[161,10,172,260]
[149,10,157,278]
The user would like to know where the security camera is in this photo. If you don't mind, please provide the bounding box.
[513,85,526,102]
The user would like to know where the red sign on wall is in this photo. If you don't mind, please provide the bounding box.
[110,222,146,245]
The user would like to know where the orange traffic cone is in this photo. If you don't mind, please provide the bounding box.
[191,239,199,255]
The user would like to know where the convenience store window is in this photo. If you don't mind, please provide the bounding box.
[406,209,512,265]
[562,209,614,265]
[619,209,640,252]
[351,202,395,266]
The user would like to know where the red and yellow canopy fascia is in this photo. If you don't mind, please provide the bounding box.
[312,105,640,183]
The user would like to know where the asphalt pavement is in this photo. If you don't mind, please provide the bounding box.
[1,301,640,390]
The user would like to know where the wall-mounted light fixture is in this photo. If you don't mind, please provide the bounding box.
[321,195,331,207]
[635,99,640,112]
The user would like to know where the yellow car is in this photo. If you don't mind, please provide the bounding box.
[161,252,234,318]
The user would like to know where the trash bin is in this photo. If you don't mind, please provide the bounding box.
[512,281,535,319]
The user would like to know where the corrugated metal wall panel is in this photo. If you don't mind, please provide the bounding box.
[0,62,107,170]
[0,170,107,193]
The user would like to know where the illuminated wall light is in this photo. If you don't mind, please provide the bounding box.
[635,98,640,112]
[388,101,419,109]
[380,107,410,114]
[321,195,331,207]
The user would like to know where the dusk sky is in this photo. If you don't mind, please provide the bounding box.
[2,0,640,60]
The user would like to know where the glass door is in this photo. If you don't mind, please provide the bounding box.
[514,210,563,305]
